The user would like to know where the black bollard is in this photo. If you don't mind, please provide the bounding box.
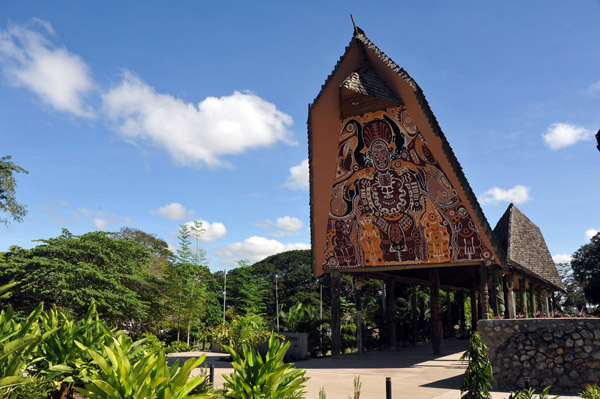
[386,377,392,399]
[209,364,214,386]
[525,376,530,390]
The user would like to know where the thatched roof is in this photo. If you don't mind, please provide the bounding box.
[493,204,564,291]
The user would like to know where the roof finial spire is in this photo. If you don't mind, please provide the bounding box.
[350,14,358,35]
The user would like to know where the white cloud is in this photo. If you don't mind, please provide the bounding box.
[479,185,531,205]
[0,19,95,117]
[102,71,294,167]
[258,216,304,236]
[93,218,109,231]
[72,207,129,231]
[586,229,599,241]
[542,123,593,150]
[183,220,227,242]
[167,243,177,254]
[150,202,192,221]
[588,80,600,94]
[552,254,572,264]
[217,236,310,264]
[284,159,309,190]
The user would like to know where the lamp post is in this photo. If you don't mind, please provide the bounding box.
[223,267,227,325]
[275,274,280,332]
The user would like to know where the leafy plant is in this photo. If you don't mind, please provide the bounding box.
[460,332,492,399]
[75,335,210,399]
[353,375,361,399]
[0,302,55,396]
[140,332,165,355]
[319,387,326,399]
[167,340,191,354]
[281,304,318,333]
[507,386,560,399]
[212,313,270,355]
[4,379,53,399]
[580,384,600,399]
[222,332,308,399]
[34,301,115,397]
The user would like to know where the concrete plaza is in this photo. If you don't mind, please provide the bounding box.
[171,338,577,399]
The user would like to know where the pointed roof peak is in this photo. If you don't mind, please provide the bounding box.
[493,204,563,290]
[340,62,403,105]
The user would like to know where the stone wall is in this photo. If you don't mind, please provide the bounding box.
[478,318,600,394]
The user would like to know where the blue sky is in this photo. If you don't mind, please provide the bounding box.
[1,1,598,270]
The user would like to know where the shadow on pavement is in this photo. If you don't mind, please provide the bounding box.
[293,338,468,370]
[168,338,469,372]
[421,374,464,389]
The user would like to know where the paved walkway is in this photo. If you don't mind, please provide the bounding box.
[170,339,577,399]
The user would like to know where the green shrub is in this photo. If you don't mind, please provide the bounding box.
[222,332,308,399]
[580,384,600,399]
[211,313,270,355]
[34,301,115,397]
[6,380,53,399]
[167,340,191,353]
[507,386,559,399]
[460,332,492,399]
[76,335,210,399]
[0,301,55,397]
[140,332,165,355]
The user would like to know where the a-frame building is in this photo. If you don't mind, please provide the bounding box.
[308,26,561,354]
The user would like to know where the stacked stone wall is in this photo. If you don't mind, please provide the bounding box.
[478,318,600,394]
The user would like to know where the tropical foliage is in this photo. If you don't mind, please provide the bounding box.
[211,313,270,355]
[571,232,600,307]
[0,156,28,226]
[222,333,308,399]
[460,332,492,399]
[580,384,600,399]
[75,336,210,399]
[0,301,49,394]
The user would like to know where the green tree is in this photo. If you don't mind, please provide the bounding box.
[0,229,156,328]
[555,262,588,313]
[250,250,320,324]
[170,222,209,345]
[114,227,173,334]
[0,156,28,225]
[226,260,268,316]
[572,232,600,307]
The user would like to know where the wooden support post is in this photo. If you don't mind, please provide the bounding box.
[356,277,363,355]
[491,268,505,318]
[458,290,466,337]
[330,270,341,357]
[411,284,417,345]
[505,274,516,319]
[529,284,537,316]
[489,270,498,316]
[471,266,478,332]
[542,289,549,317]
[446,290,452,335]
[519,278,528,317]
[385,279,396,350]
[479,263,490,320]
[430,268,443,354]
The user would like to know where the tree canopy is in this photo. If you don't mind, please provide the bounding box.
[571,232,600,306]
[0,155,28,225]
[0,229,157,328]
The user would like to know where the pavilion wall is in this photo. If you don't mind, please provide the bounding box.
[479,318,600,394]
